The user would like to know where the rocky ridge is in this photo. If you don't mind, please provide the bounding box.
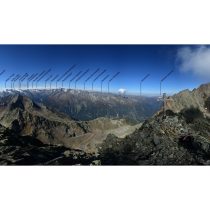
[0,124,96,165]
[166,83,210,117]
[0,94,89,146]
[98,108,210,165]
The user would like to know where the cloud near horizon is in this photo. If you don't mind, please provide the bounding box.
[177,46,210,78]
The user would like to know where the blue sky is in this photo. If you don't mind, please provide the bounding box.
[0,45,209,95]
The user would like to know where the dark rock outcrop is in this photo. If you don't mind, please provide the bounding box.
[98,109,210,165]
[0,124,96,165]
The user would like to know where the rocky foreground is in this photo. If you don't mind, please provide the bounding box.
[0,124,96,165]
[98,108,210,165]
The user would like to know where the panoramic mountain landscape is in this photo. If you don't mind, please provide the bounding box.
[2,3,210,210]
[0,90,156,163]
[0,83,209,165]
[0,45,209,165]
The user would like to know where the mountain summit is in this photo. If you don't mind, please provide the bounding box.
[8,94,40,111]
[166,83,210,116]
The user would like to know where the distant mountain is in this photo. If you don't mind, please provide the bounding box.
[1,89,161,122]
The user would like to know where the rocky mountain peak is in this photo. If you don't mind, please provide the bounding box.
[195,83,210,93]
[9,94,40,111]
[165,82,210,116]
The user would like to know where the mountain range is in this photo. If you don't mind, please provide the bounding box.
[0,83,209,165]
[0,89,161,121]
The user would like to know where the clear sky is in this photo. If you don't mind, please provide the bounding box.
[0,45,209,95]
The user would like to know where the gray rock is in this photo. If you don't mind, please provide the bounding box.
[153,135,161,145]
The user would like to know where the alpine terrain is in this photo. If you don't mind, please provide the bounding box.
[0,83,209,165]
